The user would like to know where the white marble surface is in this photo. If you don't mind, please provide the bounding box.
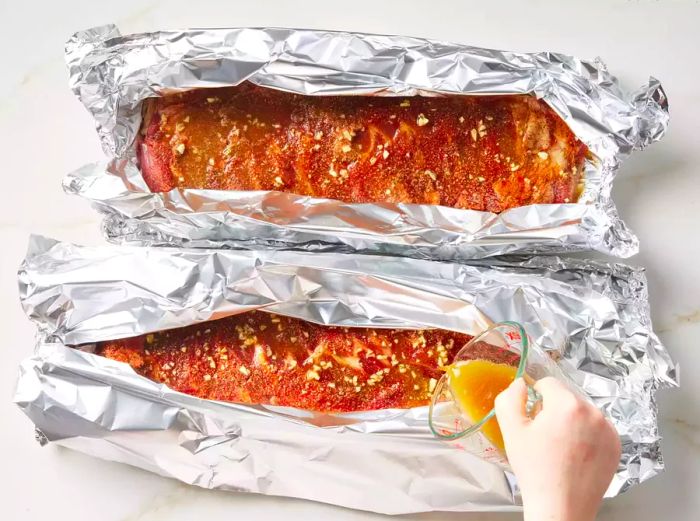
[2,0,699,519]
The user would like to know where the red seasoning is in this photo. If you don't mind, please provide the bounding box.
[98,312,476,412]
[139,83,587,212]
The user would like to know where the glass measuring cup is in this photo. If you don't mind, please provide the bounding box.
[428,321,554,464]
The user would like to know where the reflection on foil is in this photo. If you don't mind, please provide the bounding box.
[63,25,668,259]
[15,236,677,513]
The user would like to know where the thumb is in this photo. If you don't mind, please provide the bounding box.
[494,377,530,436]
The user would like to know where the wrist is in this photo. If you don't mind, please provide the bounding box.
[522,496,597,521]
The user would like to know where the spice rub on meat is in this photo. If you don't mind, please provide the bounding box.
[98,311,485,413]
[139,83,587,212]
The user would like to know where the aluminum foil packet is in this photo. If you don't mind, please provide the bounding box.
[63,24,668,259]
[15,236,677,514]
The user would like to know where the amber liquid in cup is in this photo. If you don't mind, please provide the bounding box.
[429,321,534,462]
[444,359,519,451]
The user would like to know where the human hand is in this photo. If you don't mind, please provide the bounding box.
[494,377,621,521]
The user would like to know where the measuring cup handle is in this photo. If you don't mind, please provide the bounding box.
[521,373,543,417]
[525,384,542,417]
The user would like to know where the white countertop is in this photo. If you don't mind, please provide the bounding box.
[2,1,699,519]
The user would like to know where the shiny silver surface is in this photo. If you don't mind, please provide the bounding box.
[15,236,677,513]
[63,25,668,259]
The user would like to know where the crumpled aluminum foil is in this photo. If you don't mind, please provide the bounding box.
[15,236,677,514]
[63,24,668,259]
